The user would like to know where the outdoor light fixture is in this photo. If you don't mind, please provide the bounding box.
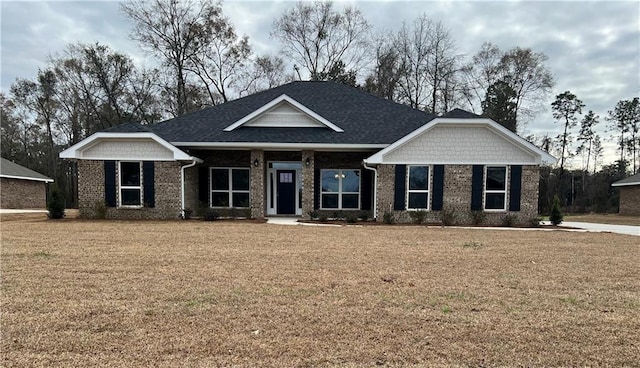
[305,158,311,167]
[253,158,259,167]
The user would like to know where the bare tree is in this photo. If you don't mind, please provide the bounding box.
[364,35,403,101]
[271,1,371,80]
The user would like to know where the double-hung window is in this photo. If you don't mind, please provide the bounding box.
[407,165,429,210]
[211,168,250,208]
[119,161,142,207]
[320,169,360,209]
[485,166,507,210]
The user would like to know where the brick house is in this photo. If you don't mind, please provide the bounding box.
[60,81,555,223]
[1,157,53,209]
[612,173,640,216]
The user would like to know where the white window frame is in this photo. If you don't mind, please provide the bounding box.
[118,161,142,208]
[210,167,250,208]
[406,165,430,211]
[484,165,508,211]
[320,169,361,210]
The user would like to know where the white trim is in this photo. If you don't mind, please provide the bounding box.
[180,157,202,218]
[612,181,640,187]
[365,118,557,165]
[118,161,143,208]
[406,165,430,211]
[484,165,508,212]
[0,174,53,183]
[172,142,386,151]
[59,132,192,161]
[223,94,344,132]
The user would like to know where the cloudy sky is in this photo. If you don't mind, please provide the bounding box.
[1,0,639,166]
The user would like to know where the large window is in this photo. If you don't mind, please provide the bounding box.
[485,166,507,210]
[407,165,429,210]
[211,168,250,208]
[119,161,142,207]
[321,169,360,209]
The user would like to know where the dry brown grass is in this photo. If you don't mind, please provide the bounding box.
[2,218,639,367]
[564,213,640,226]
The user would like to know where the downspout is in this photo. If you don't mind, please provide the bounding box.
[181,157,203,219]
[363,160,378,220]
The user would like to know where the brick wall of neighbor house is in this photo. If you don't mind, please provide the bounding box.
[0,177,48,209]
[250,150,265,218]
[376,164,540,225]
[618,186,640,215]
[78,160,182,219]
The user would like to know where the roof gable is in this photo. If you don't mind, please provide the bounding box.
[223,94,343,132]
[0,157,53,182]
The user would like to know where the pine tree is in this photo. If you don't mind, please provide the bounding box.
[549,195,563,226]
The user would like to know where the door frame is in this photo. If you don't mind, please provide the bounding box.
[266,161,302,216]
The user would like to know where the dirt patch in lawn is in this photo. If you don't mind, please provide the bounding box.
[2,219,639,367]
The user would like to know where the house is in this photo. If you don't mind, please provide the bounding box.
[60,81,555,224]
[1,157,53,209]
[612,173,640,216]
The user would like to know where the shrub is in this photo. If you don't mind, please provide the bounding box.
[204,209,219,221]
[47,186,65,219]
[550,195,563,225]
[332,210,345,220]
[528,216,542,227]
[319,213,328,222]
[408,210,427,224]
[358,210,370,221]
[501,214,518,227]
[94,201,107,219]
[307,210,318,220]
[345,212,358,223]
[241,208,252,219]
[383,211,395,224]
[440,207,456,226]
[470,210,485,225]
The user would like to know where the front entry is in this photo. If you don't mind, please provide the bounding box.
[276,170,296,214]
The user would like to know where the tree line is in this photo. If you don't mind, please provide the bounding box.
[1,0,637,213]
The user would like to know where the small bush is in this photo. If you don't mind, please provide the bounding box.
[241,208,252,219]
[440,207,456,226]
[332,210,345,220]
[307,210,318,220]
[550,195,563,225]
[204,209,219,221]
[345,212,358,223]
[47,186,65,219]
[358,210,370,221]
[408,210,427,224]
[501,214,518,227]
[383,211,395,224]
[470,210,485,225]
[94,201,107,219]
[528,216,542,227]
[319,213,328,222]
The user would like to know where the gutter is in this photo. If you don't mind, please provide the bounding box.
[180,156,203,219]
[362,160,378,220]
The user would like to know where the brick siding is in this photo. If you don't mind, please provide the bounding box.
[618,186,640,215]
[0,177,48,209]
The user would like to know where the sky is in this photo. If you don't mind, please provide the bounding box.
[1,0,639,167]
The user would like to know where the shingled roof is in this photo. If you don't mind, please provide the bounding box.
[148,81,437,145]
[0,157,53,182]
[612,173,640,187]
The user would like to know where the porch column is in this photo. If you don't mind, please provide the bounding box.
[250,150,265,218]
[301,150,315,218]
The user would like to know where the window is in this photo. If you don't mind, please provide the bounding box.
[211,168,250,208]
[485,166,507,210]
[119,161,142,207]
[321,169,360,209]
[407,165,429,210]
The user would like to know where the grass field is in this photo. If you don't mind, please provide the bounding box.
[1,217,639,367]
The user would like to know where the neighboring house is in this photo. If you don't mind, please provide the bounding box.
[60,81,555,223]
[612,173,640,216]
[0,157,53,209]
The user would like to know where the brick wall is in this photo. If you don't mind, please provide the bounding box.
[301,150,315,218]
[376,164,540,225]
[78,160,182,219]
[0,178,48,209]
[250,150,265,218]
[618,186,640,215]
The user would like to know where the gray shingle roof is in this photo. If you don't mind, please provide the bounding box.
[612,173,640,187]
[147,81,437,145]
[441,108,482,119]
[0,157,53,182]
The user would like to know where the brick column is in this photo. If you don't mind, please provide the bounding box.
[301,150,315,218]
[250,150,265,218]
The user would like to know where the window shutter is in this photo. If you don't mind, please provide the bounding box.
[314,169,320,209]
[393,165,407,210]
[104,161,117,207]
[509,165,522,211]
[198,167,209,206]
[432,165,445,211]
[471,165,484,211]
[143,161,155,208]
[361,169,373,211]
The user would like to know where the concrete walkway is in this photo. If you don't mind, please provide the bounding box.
[551,221,639,236]
[0,209,48,214]
[266,217,340,227]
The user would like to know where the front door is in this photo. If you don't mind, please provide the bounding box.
[276,170,296,215]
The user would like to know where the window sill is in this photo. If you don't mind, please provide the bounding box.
[118,206,143,210]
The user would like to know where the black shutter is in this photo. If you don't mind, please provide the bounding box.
[393,165,407,210]
[432,165,445,211]
[198,166,209,205]
[509,165,522,211]
[361,169,373,211]
[471,165,484,211]
[314,169,320,209]
[104,161,116,207]
[143,161,155,208]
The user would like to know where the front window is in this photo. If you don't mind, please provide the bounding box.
[211,168,250,208]
[321,169,360,209]
[407,165,429,210]
[120,161,142,206]
[485,166,507,210]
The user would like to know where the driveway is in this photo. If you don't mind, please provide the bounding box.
[560,221,639,236]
